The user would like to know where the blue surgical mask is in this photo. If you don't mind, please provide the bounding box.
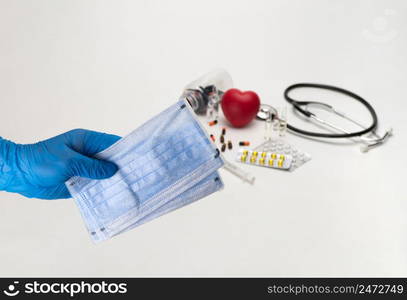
[66,100,224,242]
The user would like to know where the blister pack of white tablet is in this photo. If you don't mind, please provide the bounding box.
[253,139,311,171]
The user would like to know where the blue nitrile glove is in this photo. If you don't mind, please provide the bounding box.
[0,129,120,199]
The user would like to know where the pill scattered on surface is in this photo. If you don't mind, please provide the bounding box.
[221,144,226,152]
[210,134,215,142]
[228,140,232,150]
[222,127,226,135]
[208,120,218,126]
[220,135,225,143]
[239,141,250,146]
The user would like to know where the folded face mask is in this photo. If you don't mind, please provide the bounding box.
[66,100,224,242]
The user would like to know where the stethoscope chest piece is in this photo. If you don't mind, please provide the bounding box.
[256,104,278,121]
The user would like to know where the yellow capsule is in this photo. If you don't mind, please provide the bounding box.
[243,150,248,155]
[271,153,277,159]
[250,156,257,163]
[278,159,283,168]
[279,154,285,160]
[259,158,265,165]
[253,151,258,156]
[261,152,267,158]
[241,155,247,162]
[269,159,274,166]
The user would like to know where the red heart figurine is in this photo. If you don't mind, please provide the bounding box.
[221,88,260,128]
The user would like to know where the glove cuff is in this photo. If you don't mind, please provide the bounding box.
[0,137,19,191]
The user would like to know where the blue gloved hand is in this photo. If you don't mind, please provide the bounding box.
[0,129,120,199]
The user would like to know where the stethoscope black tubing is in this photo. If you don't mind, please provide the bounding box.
[284,83,378,138]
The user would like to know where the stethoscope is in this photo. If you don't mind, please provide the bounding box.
[257,83,392,152]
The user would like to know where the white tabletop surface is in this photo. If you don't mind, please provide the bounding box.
[0,0,406,277]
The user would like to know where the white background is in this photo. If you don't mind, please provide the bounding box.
[0,0,406,277]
